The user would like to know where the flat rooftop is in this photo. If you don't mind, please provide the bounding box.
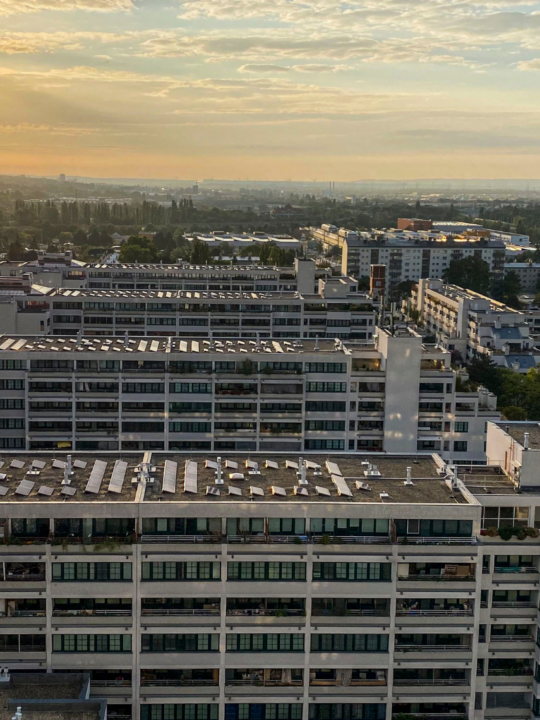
[459,465,517,496]
[0,336,346,355]
[0,674,100,720]
[0,453,467,505]
[496,422,540,450]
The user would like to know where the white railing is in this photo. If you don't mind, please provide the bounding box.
[399,536,477,545]
[141,535,221,544]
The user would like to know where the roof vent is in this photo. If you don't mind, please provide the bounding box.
[404,466,414,486]
[524,432,530,451]
[380,491,390,500]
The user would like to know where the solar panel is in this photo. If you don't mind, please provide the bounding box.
[61,486,77,496]
[229,472,245,480]
[184,460,198,493]
[162,460,177,494]
[206,486,220,496]
[285,460,299,470]
[15,480,35,496]
[85,460,107,494]
[205,460,219,470]
[0,486,8,496]
[228,486,242,496]
[250,486,264,497]
[73,460,87,470]
[0,462,4,470]
[108,460,128,493]
[10,460,25,469]
[52,459,66,470]
[31,460,46,470]
[150,341,159,352]
[138,340,148,351]
[245,460,258,470]
[315,486,331,497]
[294,486,308,496]
[38,486,54,496]
[265,460,279,470]
[305,461,321,470]
[0,474,6,481]
[271,486,286,496]
[225,460,238,469]
[326,461,342,476]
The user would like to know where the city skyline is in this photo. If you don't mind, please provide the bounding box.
[1,0,540,180]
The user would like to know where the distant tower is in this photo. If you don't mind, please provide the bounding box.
[59,174,66,182]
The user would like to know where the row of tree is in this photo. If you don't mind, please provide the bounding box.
[467,355,540,420]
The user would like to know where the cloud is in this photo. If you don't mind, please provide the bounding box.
[0,31,123,54]
[0,0,133,15]
[292,63,353,72]
[238,64,290,73]
[516,58,540,70]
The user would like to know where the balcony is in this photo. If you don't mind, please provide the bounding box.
[396,609,473,617]
[393,679,469,687]
[142,608,220,617]
[140,534,221,544]
[399,574,475,582]
[398,536,477,545]
[311,535,390,545]
[395,644,471,653]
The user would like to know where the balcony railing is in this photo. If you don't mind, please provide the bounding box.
[141,679,217,687]
[227,609,305,617]
[90,680,132,687]
[226,680,302,687]
[0,610,46,617]
[3,572,46,582]
[396,609,473,617]
[393,678,469,686]
[312,535,390,544]
[227,535,267,544]
[392,715,467,720]
[142,608,219,616]
[491,601,536,608]
[490,635,534,642]
[494,566,538,574]
[395,645,472,652]
[487,669,533,676]
[141,535,221,544]
[398,536,477,545]
[53,609,132,617]
[399,575,475,582]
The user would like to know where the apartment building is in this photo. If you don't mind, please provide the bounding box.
[310,226,506,296]
[0,276,375,341]
[0,258,329,294]
[504,263,540,294]
[0,449,539,720]
[406,279,538,371]
[0,327,497,461]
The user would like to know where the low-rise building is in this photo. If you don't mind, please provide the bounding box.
[406,279,538,370]
[0,327,498,460]
[504,263,540,293]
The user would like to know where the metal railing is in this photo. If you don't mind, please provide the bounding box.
[312,535,390,544]
[491,601,536,608]
[393,678,469,686]
[226,680,302,687]
[227,609,305,617]
[91,680,132,687]
[399,574,475,582]
[142,609,219,616]
[396,609,473,617]
[395,644,472,652]
[141,535,221,544]
[53,609,132,617]
[0,610,46,617]
[494,566,538,574]
[398,536,477,545]
[487,669,533,676]
[490,635,534,642]
[227,535,267,544]
[141,679,217,687]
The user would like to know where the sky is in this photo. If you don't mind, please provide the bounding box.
[1,0,540,181]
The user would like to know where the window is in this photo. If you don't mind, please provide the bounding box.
[0,399,24,409]
[0,635,45,652]
[305,363,346,373]
[309,705,386,720]
[52,563,132,581]
[454,422,469,433]
[310,519,389,537]
[311,635,388,652]
[267,519,306,536]
[0,379,24,390]
[305,440,345,450]
[305,401,346,412]
[141,706,218,720]
[53,634,132,652]
[142,634,219,652]
[142,562,221,581]
[305,420,345,432]
[312,563,391,582]
[169,422,211,433]
[306,382,347,393]
[169,383,212,394]
[394,519,473,538]
[483,506,529,530]
[226,706,302,720]
[0,360,24,370]
[122,383,164,394]
[453,441,468,452]
[226,634,304,652]
[228,562,306,581]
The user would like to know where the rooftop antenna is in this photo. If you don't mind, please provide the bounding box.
[215,457,223,486]
[524,432,530,451]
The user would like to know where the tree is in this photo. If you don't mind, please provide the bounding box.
[501,270,522,309]
[190,238,211,265]
[118,236,158,263]
[58,231,73,246]
[467,354,504,396]
[443,255,491,295]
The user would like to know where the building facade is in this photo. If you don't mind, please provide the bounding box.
[0,450,538,720]
[0,328,497,461]
[406,279,538,371]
